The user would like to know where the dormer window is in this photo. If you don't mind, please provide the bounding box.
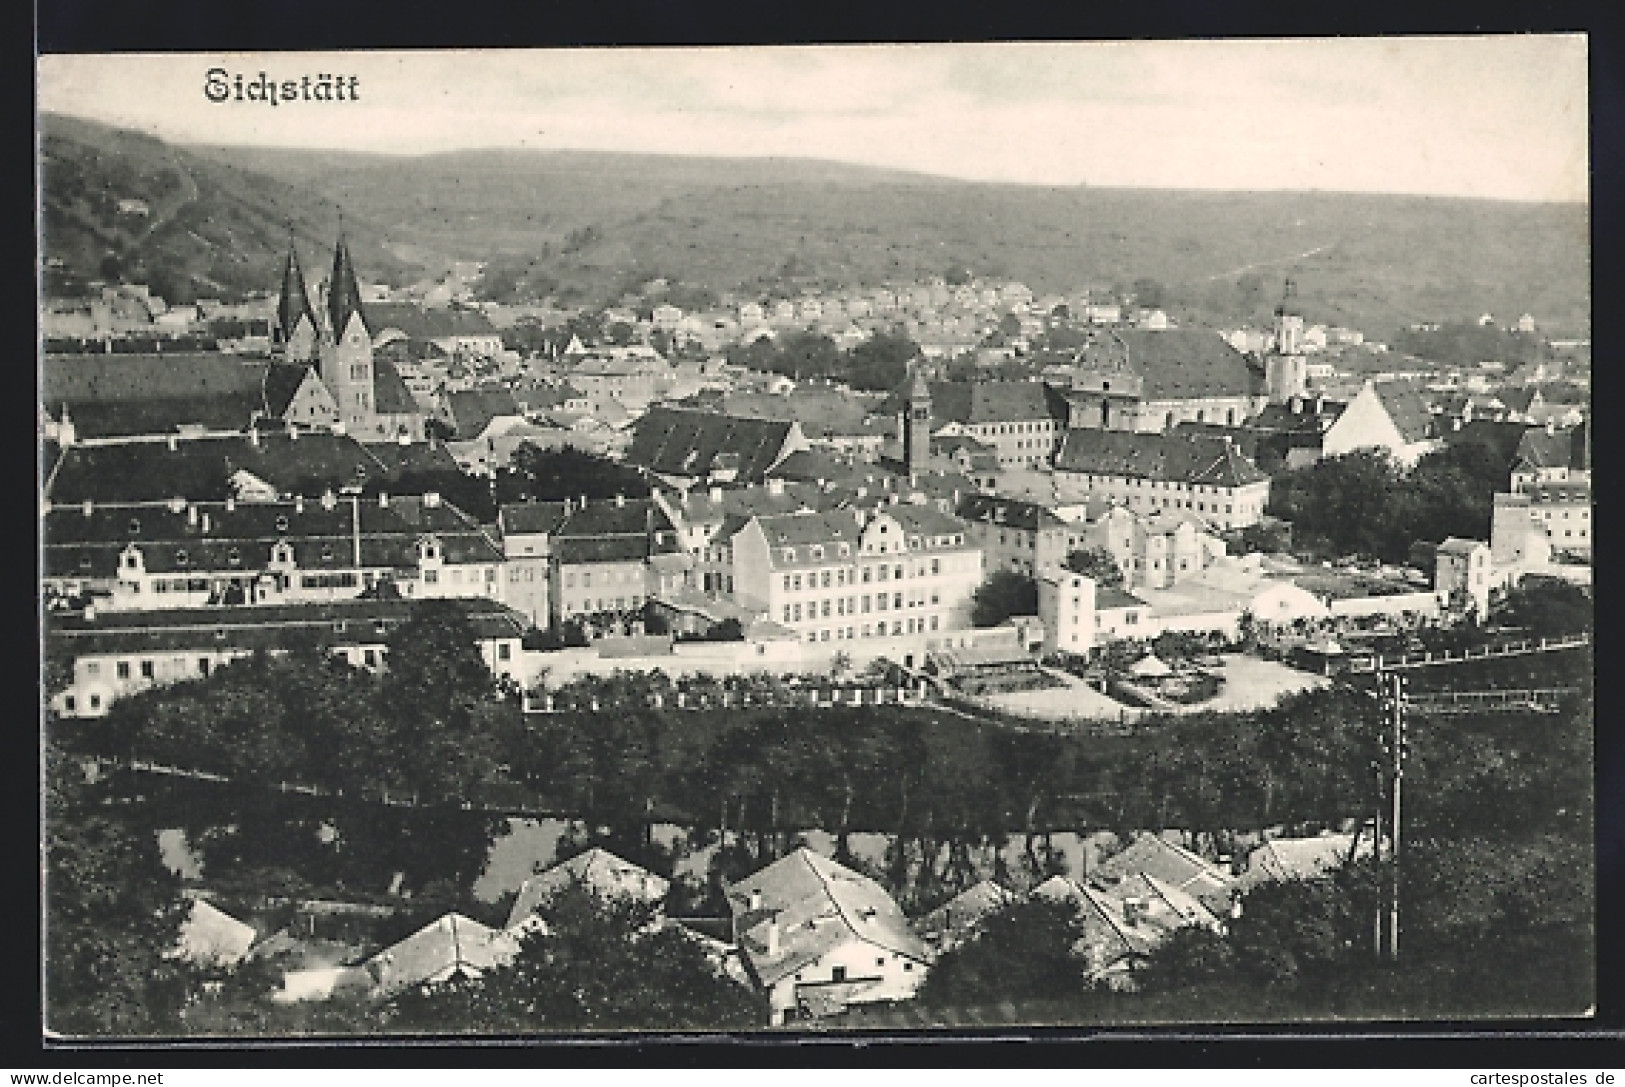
[227,547,241,566]
[782,548,795,563]
[837,543,851,557]
[811,545,824,560]
[910,536,922,549]
[174,549,189,566]
[320,545,335,562]
[275,515,290,532]
[127,518,141,535]
[272,542,295,565]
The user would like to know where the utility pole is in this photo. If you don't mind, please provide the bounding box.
[1387,670,1406,962]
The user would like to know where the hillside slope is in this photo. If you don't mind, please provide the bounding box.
[43,116,1589,338]
[40,113,432,303]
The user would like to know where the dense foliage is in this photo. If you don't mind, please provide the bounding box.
[970,570,1039,628]
[724,328,921,392]
[498,444,652,504]
[1267,441,1517,563]
[1063,547,1125,588]
[917,897,1088,1007]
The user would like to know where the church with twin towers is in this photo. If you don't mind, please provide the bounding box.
[271,233,426,443]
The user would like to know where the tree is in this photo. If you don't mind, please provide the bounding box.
[1063,546,1124,588]
[45,741,195,1035]
[970,570,1039,628]
[381,601,515,802]
[917,896,1087,1007]
[606,321,636,346]
[1229,876,1370,987]
[1137,924,1237,993]
[1492,577,1592,638]
[843,328,920,392]
[509,444,650,503]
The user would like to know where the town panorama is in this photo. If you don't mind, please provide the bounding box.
[38,51,1592,1036]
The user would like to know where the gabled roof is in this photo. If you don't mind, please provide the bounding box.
[626,407,798,483]
[363,913,518,1001]
[371,357,421,416]
[1054,430,1269,488]
[1437,537,1489,556]
[1515,424,1589,472]
[45,432,442,505]
[1090,833,1235,915]
[45,494,502,579]
[444,388,521,439]
[263,362,320,418]
[876,503,972,540]
[1094,587,1150,610]
[1076,329,1263,399]
[903,380,1063,426]
[44,353,272,404]
[749,510,862,560]
[955,493,1067,532]
[915,880,1015,947]
[1030,875,1156,970]
[500,498,680,565]
[1371,381,1434,443]
[1236,833,1370,892]
[1445,419,1536,468]
[725,848,930,988]
[505,848,670,931]
[172,899,259,967]
[1250,399,1346,435]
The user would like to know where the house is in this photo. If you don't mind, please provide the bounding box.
[1234,833,1373,894]
[726,504,983,647]
[1244,395,1348,470]
[261,361,342,429]
[1319,380,1439,467]
[1434,537,1494,616]
[1090,833,1236,917]
[956,493,1072,576]
[1093,586,1154,641]
[505,847,670,932]
[43,492,505,613]
[1052,430,1271,530]
[726,847,931,1024]
[1096,870,1226,937]
[884,379,1067,469]
[625,407,809,487]
[913,880,1017,954]
[47,597,528,719]
[542,495,687,624]
[447,415,576,478]
[171,898,259,968]
[1052,328,1268,433]
[1038,570,1098,655]
[1510,423,1589,492]
[1491,484,1591,565]
[1029,875,1159,989]
[361,913,520,1002]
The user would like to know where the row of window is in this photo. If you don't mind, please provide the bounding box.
[564,568,641,589]
[781,591,942,623]
[799,616,940,643]
[780,559,948,593]
[561,595,644,615]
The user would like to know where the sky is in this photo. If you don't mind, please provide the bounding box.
[38,37,1589,202]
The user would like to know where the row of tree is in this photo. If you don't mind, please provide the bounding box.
[723,328,922,392]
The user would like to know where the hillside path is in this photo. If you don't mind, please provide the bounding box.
[1203,243,1331,282]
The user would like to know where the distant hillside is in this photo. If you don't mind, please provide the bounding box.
[44,116,1590,339]
[194,140,1589,336]
[39,113,433,303]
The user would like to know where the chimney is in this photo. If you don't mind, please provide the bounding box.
[289,427,300,441]
[615,493,626,508]
[1123,897,1146,927]
[579,494,588,510]
[249,428,261,449]
[424,491,441,508]
[1314,394,1325,413]
[82,601,97,622]
[201,511,211,534]
[225,496,236,512]
[185,502,198,524]
[295,495,305,514]
[564,497,574,516]
[1546,420,1556,435]
[765,919,780,958]
[321,490,338,511]
[378,492,389,509]
[767,477,784,497]
[710,486,723,504]
[748,889,762,911]
[167,435,178,452]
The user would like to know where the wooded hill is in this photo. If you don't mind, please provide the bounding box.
[44,113,1589,337]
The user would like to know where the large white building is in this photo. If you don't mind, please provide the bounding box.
[726,505,984,646]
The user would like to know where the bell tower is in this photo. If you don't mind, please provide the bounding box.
[274,233,319,363]
[903,367,933,473]
[1266,278,1308,402]
[319,230,376,433]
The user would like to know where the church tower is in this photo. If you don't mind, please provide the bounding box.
[903,367,933,474]
[318,233,376,434]
[274,239,319,363]
[1266,278,1308,402]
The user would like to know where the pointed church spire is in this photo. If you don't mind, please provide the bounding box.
[327,223,369,341]
[1275,277,1300,318]
[276,229,317,342]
